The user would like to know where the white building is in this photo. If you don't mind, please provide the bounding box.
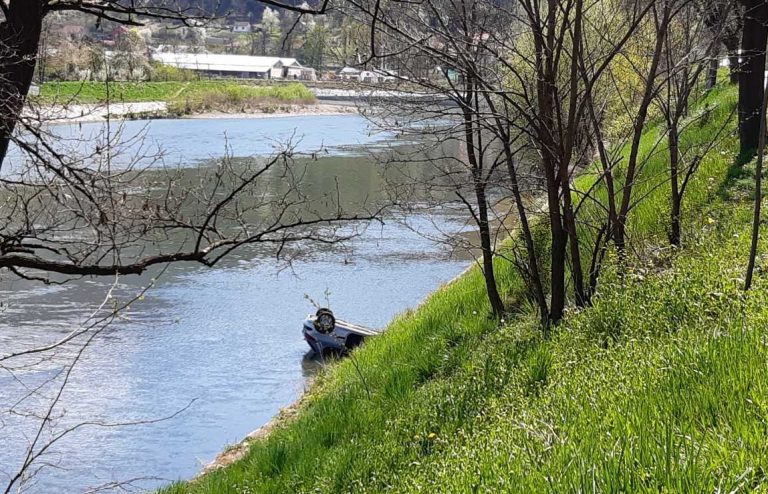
[232,22,252,33]
[340,66,397,83]
[151,52,316,80]
[339,67,361,81]
[360,69,397,83]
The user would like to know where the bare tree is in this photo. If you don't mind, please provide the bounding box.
[346,0,660,328]
[0,276,186,493]
[368,86,510,317]
[350,1,551,320]
[655,1,725,246]
[745,56,768,290]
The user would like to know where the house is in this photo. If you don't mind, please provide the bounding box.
[232,22,252,33]
[151,52,316,80]
[285,65,316,80]
[339,67,361,81]
[339,67,397,83]
[360,69,397,83]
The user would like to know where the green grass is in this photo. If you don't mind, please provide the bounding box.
[34,81,316,110]
[164,83,768,493]
[37,81,191,103]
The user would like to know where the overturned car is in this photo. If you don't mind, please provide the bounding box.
[302,308,381,355]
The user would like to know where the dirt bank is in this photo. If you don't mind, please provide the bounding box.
[27,101,358,124]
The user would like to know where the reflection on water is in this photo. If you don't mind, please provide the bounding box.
[5,114,396,171]
[0,115,468,493]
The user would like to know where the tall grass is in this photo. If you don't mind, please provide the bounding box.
[167,83,316,115]
[164,83,768,493]
[573,85,739,252]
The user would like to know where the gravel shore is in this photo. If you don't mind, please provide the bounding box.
[27,101,359,124]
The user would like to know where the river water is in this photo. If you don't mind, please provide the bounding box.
[0,115,468,493]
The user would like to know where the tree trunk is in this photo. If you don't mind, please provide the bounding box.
[475,183,505,317]
[707,57,719,89]
[543,154,567,329]
[479,88,549,324]
[745,35,768,290]
[614,4,669,252]
[529,2,567,332]
[561,0,586,307]
[486,115,549,325]
[503,145,548,326]
[462,78,504,318]
[669,118,682,246]
[561,173,586,306]
[0,1,45,170]
[538,74,566,329]
[479,87,548,324]
[729,50,742,84]
[737,0,768,159]
[548,193,568,328]
[722,21,742,85]
[584,88,617,301]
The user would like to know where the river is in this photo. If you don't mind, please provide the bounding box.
[0,114,468,493]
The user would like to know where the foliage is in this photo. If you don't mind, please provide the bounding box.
[111,28,151,81]
[149,63,198,82]
[166,83,316,115]
[301,24,331,70]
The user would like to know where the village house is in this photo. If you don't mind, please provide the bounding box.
[232,21,252,33]
[339,66,397,83]
[338,67,361,81]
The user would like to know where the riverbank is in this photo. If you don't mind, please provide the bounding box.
[0,114,469,493]
[162,83,768,493]
[29,101,357,124]
[29,81,358,123]
[35,80,314,105]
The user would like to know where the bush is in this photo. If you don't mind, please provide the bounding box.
[149,63,197,82]
[166,83,317,115]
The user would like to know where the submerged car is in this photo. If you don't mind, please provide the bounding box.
[302,308,381,355]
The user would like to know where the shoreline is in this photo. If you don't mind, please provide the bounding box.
[27,102,359,124]
[195,377,314,479]
[187,103,358,121]
[194,262,477,479]
[190,196,546,481]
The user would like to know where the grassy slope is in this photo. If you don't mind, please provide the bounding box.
[166,83,768,493]
[35,81,316,108]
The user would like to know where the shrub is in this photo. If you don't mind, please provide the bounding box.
[167,83,316,115]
